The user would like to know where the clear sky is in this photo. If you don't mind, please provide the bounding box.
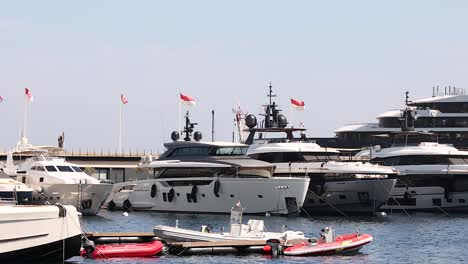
[1,1,468,153]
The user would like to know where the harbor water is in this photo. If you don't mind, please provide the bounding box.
[67,211,468,264]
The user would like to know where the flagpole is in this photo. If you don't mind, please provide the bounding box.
[23,92,27,139]
[178,93,181,133]
[119,95,122,154]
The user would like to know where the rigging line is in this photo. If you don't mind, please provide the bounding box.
[377,179,411,218]
[304,188,360,234]
[394,178,451,216]
[67,212,109,260]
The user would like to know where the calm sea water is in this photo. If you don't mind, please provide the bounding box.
[67,210,468,264]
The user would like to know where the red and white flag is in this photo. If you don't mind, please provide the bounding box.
[291,98,305,111]
[0,96,3,102]
[180,93,196,106]
[25,88,34,102]
[121,94,128,104]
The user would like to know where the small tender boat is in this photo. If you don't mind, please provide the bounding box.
[81,240,164,259]
[283,227,373,256]
[154,202,308,243]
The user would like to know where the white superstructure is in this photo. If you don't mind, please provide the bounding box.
[356,141,468,211]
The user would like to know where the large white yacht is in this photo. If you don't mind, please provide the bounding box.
[243,86,397,215]
[107,112,310,215]
[356,133,468,212]
[0,204,82,261]
[6,138,113,215]
[0,170,33,205]
[315,88,468,149]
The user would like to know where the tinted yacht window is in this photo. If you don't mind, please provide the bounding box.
[213,147,248,156]
[45,166,58,172]
[57,166,74,172]
[170,147,212,157]
[72,166,83,172]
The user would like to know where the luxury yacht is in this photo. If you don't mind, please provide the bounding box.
[5,138,113,215]
[314,88,468,149]
[108,112,310,215]
[0,175,33,205]
[243,85,397,215]
[356,132,468,212]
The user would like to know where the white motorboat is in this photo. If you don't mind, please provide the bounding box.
[0,204,82,261]
[109,112,310,215]
[153,202,308,243]
[5,138,113,215]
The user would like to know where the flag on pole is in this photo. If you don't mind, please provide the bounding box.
[121,94,128,104]
[0,96,3,102]
[180,93,196,106]
[291,98,305,111]
[25,88,34,102]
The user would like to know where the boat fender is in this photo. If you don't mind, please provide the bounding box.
[191,185,198,202]
[123,199,132,209]
[151,184,157,198]
[107,200,116,211]
[55,203,67,217]
[168,188,175,202]
[213,179,220,197]
[81,239,96,257]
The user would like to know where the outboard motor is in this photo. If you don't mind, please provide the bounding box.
[321,227,336,243]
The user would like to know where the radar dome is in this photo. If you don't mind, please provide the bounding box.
[194,131,203,141]
[277,114,288,128]
[245,114,257,128]
[171,131,180,141]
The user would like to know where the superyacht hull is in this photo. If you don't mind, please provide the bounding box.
[125,177,310,215]
[382,186,468,212]
[28,184,113,216]
[302,179,397,215]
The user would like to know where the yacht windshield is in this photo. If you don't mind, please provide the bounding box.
[169,147,213,157]
[45,166,58,172]
[212,147,248,156]
[56,166,74,172]
[72,166,83,172]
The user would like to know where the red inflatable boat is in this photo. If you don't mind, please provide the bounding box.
[283,233,373,256]
[81,240,164,259]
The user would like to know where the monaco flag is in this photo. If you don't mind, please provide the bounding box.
[180,93,196,106]
[291,98,305,111]
[121,94,128,104]
[25,88,34,102]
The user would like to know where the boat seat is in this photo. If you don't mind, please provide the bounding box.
[247,219,264,232]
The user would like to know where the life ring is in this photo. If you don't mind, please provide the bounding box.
[123,199,132,209]
[107,200,116,211]
[191,185,198,203]
[213,179,220,197]
[150,184,157,198]
[168,188,175,202]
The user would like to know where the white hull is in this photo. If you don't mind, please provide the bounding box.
[304,179,397,214]
[0,204,82,261]
[383,186,468,211]
[121,177,310,215]
[28,184,113,215]
[153,225,306,242]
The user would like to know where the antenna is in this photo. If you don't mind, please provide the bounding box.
[211,110,215,142]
